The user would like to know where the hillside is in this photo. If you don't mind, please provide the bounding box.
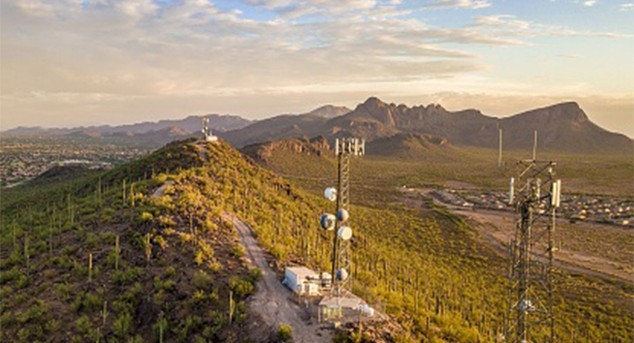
[223,97,633,154]
[2,138,631,342]
[221,114,328,148]
[241,137,331,163]
[366,133,457,159]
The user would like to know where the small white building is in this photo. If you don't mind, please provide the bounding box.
[283,266,320,296]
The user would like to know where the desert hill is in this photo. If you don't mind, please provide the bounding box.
[366,132,457,159]
[241,136,330,163]
[2,137,632,342]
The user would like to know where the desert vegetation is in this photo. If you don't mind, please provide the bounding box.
[2,138,631,342]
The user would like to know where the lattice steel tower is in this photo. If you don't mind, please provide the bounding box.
[505,157,561,343]
[331,138,364,296]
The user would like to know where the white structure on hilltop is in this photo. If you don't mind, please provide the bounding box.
[283,266,320,296]
[202,118,218,142]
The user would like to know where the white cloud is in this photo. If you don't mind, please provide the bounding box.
[1,0,632,134]
[619,3,634,10]
[473,14,633,38]
[116,0,158,17]
[582,0,597,6]
[424,0,492,9]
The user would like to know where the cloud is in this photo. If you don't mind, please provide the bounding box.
[1,0,632,136]
[619,3,634,11]
[424,0,492,9]
[473,14,634,38]
[582,0,597,6]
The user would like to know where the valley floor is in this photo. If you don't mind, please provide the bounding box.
[402,187,634,285]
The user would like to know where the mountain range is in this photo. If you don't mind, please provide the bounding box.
[3,97,631,154]
[1,114,251,136]
[224,97,632,154]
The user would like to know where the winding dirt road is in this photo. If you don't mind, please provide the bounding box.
[223,213,331,343]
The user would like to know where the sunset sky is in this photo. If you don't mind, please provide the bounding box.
[1,0,633,137]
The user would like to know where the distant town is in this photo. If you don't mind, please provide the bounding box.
[0,137,149,187]
[429,189,634,228]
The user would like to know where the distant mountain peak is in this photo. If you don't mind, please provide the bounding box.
[306,105,351,118]
[361,96,388,109]
[515,101,588,123]
[356,96,397,127]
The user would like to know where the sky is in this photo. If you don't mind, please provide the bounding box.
[1,0,633,137]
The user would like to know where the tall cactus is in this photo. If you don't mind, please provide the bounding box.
[115,235,120,271]
[122,179,127,207]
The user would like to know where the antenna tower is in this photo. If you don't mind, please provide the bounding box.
[505,143,561,342]
[202,118,218,142]
[498,127,503,167]
[330,138,365,296]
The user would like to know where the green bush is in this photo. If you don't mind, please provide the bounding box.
[75,315,92,334]
[248,268,263,283]
[113,311,132,338]
[229,276,254,299]
[192,270,213,291]
[277,323,292,342]
[113,268,142,286]
[231,245,245,258]
[0,268,21,284]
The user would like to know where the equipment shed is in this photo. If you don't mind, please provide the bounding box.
[283,266,320,296]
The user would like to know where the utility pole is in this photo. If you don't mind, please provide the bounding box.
[499,128,503,168]
[505,156,561,343]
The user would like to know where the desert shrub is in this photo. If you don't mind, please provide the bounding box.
[277,323,292,342]
[229,276,254,299]
[0,268,21,284]
[113,311,132,338]
[192,270,213,290]
[163,266,177,278]
[231,245,245,258]
[248,268,263,283]
[113,268,142,286]
[75,315,92,334]
[154,276,175,292]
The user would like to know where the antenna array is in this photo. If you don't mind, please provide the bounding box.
[201,118,218,142]
[505,157,561,343]
[319,138,365,308]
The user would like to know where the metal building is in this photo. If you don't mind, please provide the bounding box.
[283,266,320,296]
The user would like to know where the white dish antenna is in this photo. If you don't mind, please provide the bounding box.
[337,226,352,241]
[337,209,349,222]
[324,187,337,202]
[336,268,348,281]
[320,213,336,231]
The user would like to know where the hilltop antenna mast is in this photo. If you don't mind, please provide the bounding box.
[498,127,503,168]
[319,137,366,311]
[331,138,364,296]
[202,118,218,142]
[505,150,561,342]
[532,130,538,161]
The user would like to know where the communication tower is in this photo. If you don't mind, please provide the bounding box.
[319,138,365,299]
[505,137,561,343]
[202,118,218,142]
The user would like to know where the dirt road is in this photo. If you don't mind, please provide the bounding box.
[223,213,331,343]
